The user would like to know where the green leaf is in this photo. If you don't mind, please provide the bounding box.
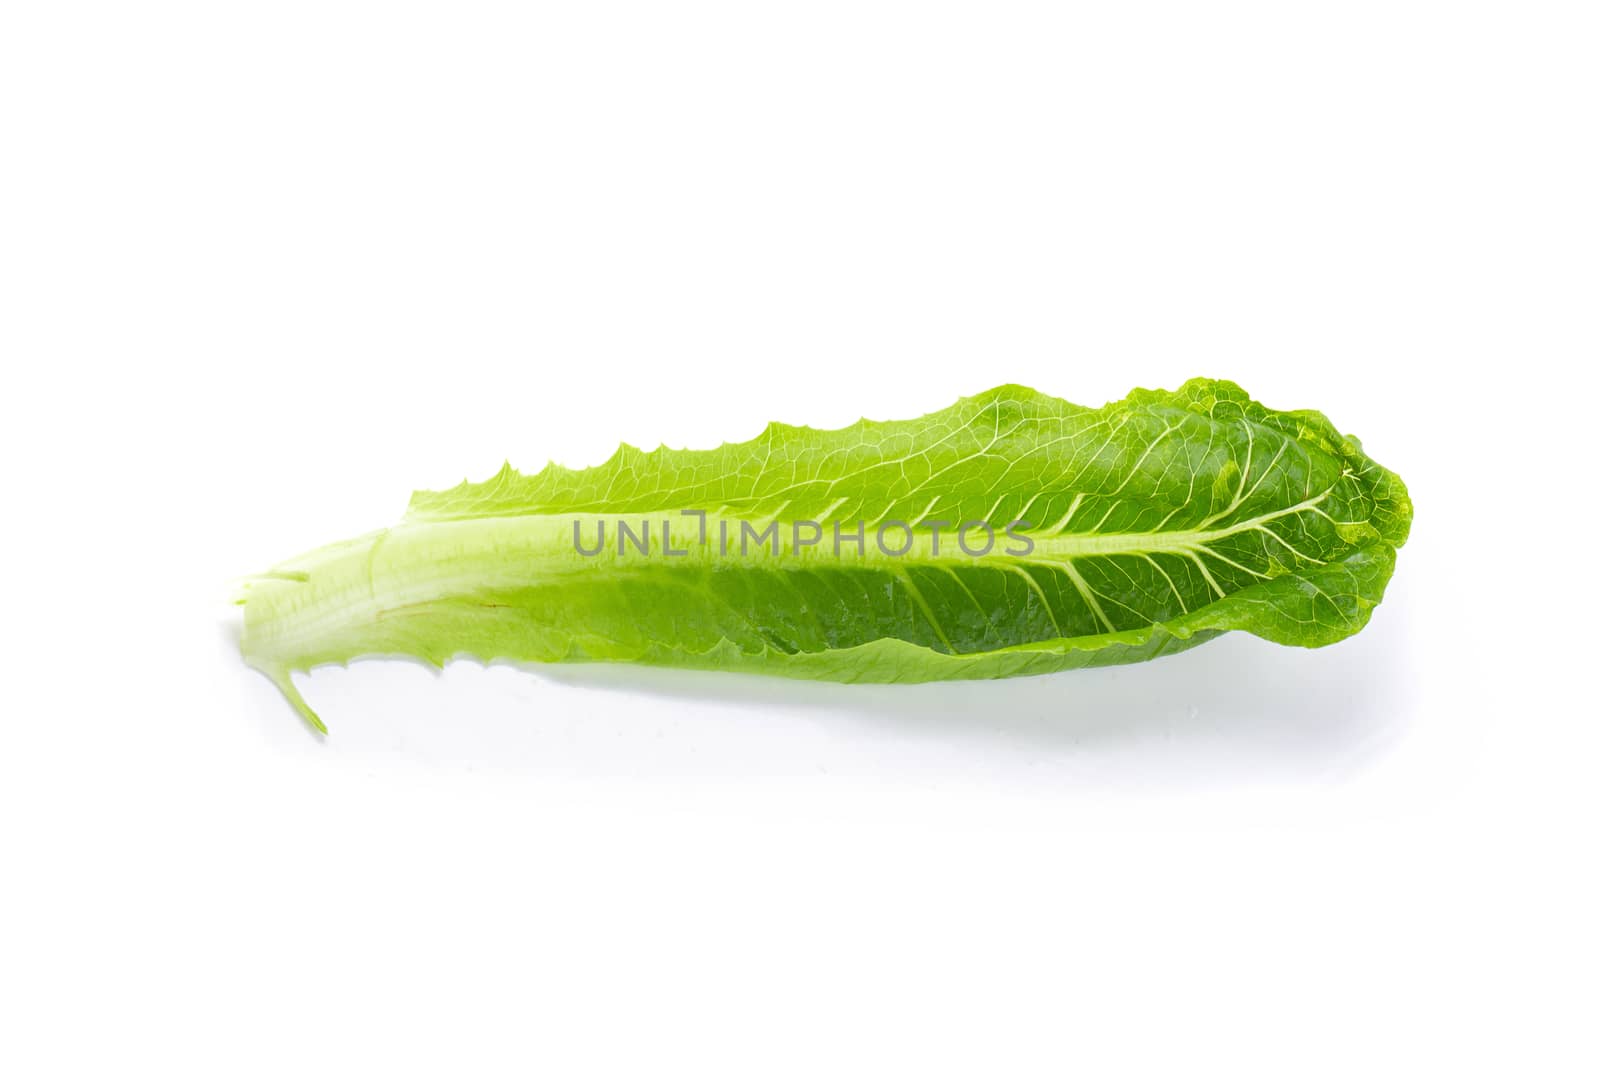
[238,379,1412,731]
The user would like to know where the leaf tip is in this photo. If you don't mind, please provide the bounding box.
[252,663,329,736]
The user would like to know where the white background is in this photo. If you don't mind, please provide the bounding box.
[3,2,1596,1063]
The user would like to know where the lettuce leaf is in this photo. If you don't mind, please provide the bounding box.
[239,379,1412,732]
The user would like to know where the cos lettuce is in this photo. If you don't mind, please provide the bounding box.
[239,380,1412,732]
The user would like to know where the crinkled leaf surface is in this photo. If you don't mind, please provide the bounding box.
[239,380,1411,731]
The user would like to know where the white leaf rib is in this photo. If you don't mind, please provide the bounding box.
[1002,563,1064,638]
[1044,559,1116,633]
[895,567,956,652]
